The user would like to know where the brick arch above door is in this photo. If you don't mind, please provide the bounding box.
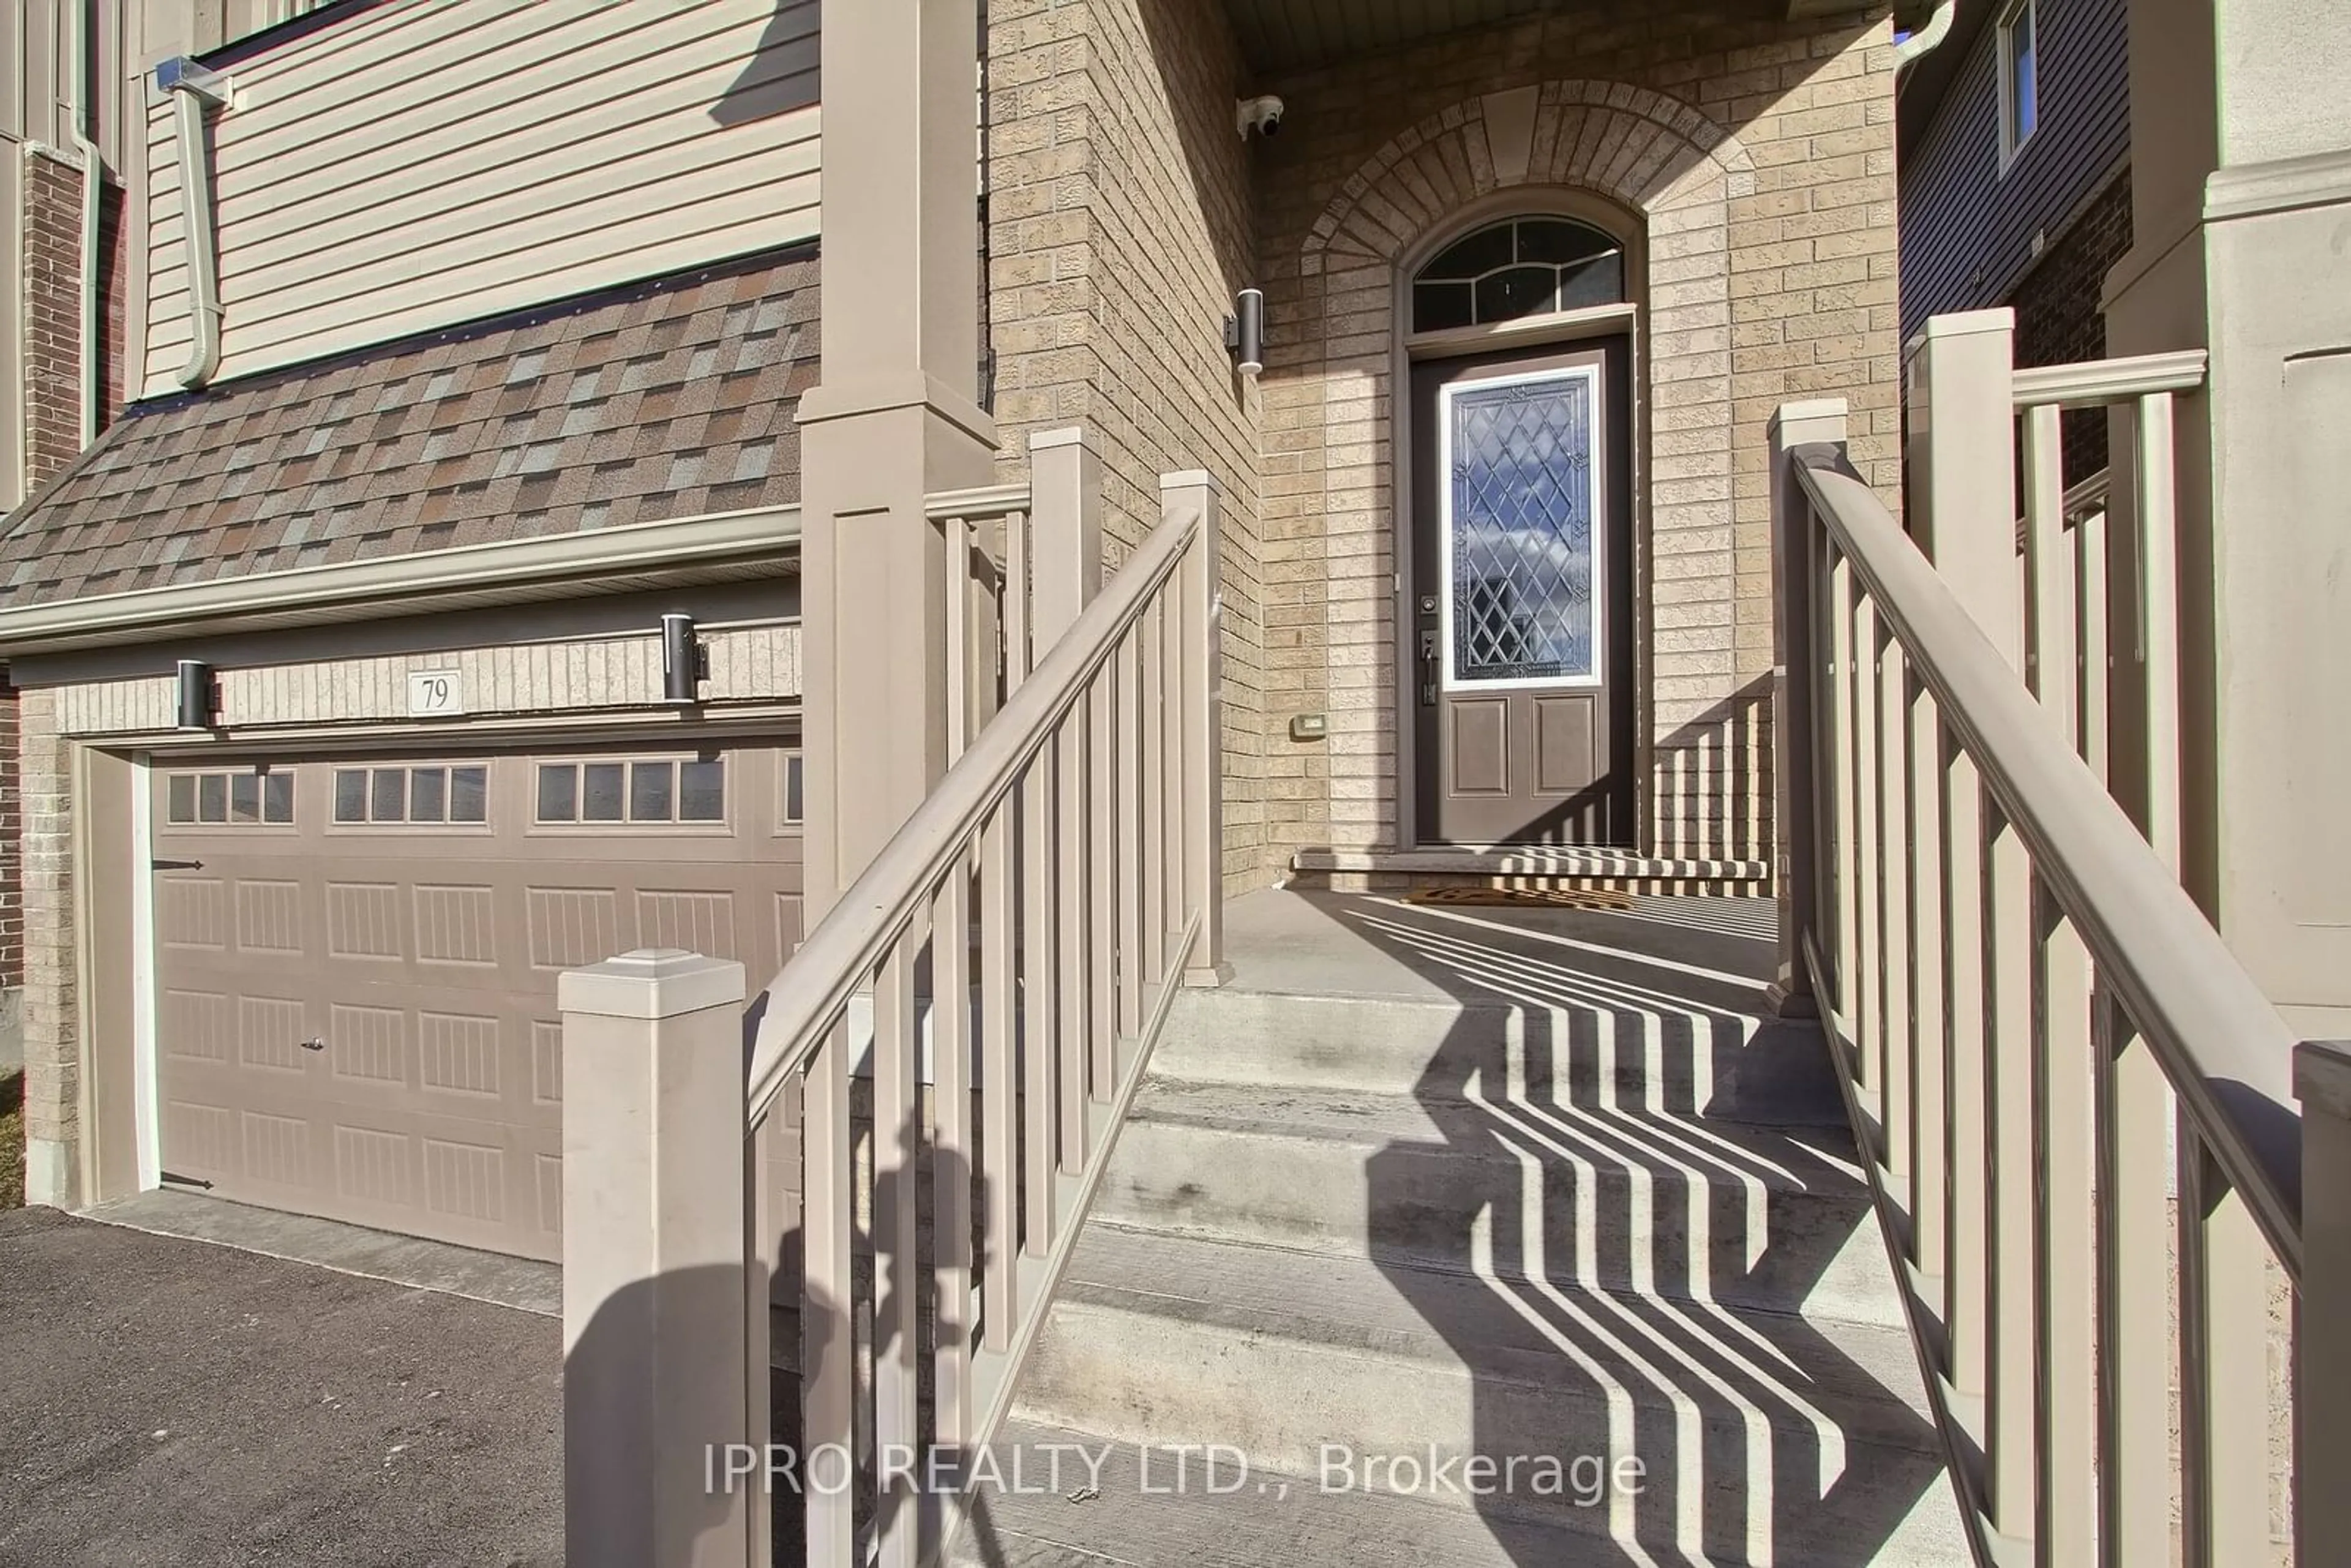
[1275,81,1761,866]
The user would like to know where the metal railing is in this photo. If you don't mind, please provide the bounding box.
[748,475,1224,1566]
[1773,391,2321,1564]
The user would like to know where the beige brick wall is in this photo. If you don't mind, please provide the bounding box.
[985,0,1269,892]
[1251,6,1902,872]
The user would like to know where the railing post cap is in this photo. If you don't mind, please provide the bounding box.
[1905,307,2017,362]
[2295,1040,2351,1122]
[1160,468,1220,495]
[1768,397,1849,437]
[1916,307,2015,340]
[558,949,747,1021]
[1028,425,1091,453]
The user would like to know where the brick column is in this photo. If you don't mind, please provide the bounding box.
[17,692,77,1206]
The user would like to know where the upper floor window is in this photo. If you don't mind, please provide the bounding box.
[1998,0,2039,169]
[1411,217,1626,335]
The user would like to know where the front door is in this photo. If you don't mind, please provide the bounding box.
[1411,339,1634,846]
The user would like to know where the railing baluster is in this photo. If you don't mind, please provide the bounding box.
[1004,509,1032,694]
[1179,493,1223,979]
[931,863,974,1458]
[802,1016,856,1566]
[2134,394,2180,872]
[1141,595,1167,986]
[1056,707,1090,1173]
[2076,496,2110,783]
[872,934,920,1568]
[978,803,1018,1351]
[1908,677,1948,1300]
[1853,593,1883,1101]
[2022,402,2074,745]
[1019,756,1059,1259]
[1944,735,1990,1405]
[2094,997,2171,1567]
[1878,620,1913,1185]
[1114,629,1143,1040]
[2178,1131,2278,1568]
[1087,669,1117,1092]
[1829,548,1861,1027]
[1985,799,2038,1542]
[946,516,972,763]
[2030,890,2094,1562]
[1159,592,1184,955]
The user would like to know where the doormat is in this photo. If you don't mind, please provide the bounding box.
[1405,886,1635,910]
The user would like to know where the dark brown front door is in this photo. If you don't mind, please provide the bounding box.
[1411,338,1634,846]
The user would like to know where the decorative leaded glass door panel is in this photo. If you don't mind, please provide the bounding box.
[1411,340,1634,846]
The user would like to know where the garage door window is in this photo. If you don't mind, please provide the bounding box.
[166,768,294,826]
[781,753,804,828]
[332,764,489,825]
[536,757,725,825]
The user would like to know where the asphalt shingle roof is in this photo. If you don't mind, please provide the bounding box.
[0,246,820,608]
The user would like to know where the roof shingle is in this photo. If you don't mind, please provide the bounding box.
[0,247,819,609]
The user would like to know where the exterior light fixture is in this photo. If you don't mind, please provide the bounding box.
[1226,288,1265,378]
[176,659,217,730]
[661,613,708,705]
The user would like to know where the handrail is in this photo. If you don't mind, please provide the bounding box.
[926,482,1032,522]
[2011,348,2207,409]
[1794,449,2303,1277]
[744,500,1200,1123]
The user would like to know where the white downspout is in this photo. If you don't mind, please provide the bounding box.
[69,0,102,445]
[157,59,230,390]
[1894,0,1959,72]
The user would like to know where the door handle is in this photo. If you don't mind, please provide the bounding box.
[299,1038,326,1052]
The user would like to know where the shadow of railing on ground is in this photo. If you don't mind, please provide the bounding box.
[1324,895,1944,1566]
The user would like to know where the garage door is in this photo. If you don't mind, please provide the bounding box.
[151,740,804,1261]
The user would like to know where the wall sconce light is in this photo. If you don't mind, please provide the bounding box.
[661,613,708,705]
[1225,287,1265,378]
[176,659,217,730]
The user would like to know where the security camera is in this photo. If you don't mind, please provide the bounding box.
[1236,94,1286,140]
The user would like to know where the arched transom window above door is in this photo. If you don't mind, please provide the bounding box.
[1410,216,1627,334]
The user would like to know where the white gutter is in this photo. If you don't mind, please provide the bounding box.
[1894,0,1958,71]
[69,0,102,445]
[156,58,230,390]
[0,502,803,656]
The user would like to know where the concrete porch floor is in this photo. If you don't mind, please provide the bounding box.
[0,1206,561,1566]
[1221,887,1783,1005]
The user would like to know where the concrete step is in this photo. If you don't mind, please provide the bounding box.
[993,1228,1967,1566]
[950,1417,1636,1567]
[1157,988,1847,1126]
[1096,1075,1900,1330]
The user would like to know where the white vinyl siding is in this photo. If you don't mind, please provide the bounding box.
[141,0,820,396]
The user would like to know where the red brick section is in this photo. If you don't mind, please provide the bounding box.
[6,150,94,991]
[21,152,86,491]
[2009,170,2132,486]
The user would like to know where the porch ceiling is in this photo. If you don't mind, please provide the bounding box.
[1219,0,1861,74]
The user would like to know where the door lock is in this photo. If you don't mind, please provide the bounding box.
[1417,600,1442,708]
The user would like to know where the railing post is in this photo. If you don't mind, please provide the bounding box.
[1767,397,1848,1017]
[1905,309,2022,669]
[2298,1040,2351,1564]
[560,949,754,1568]
[1164,468,1228,986]
[1028,427,1103,638]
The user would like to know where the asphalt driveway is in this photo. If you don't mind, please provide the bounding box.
[0,1207,561,1567]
